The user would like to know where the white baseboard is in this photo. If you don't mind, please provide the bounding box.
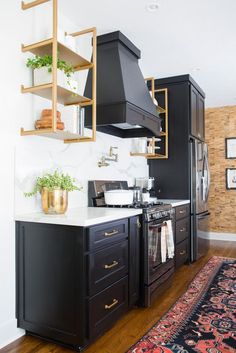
[0,319,25,349]
[207,232,236,242]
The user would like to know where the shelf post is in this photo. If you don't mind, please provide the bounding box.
[91,28,97,141]
[145,77,155,102]
[21,0,50,10]
[52,0,58,132]
[164,88,168,158]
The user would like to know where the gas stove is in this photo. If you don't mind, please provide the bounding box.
[88,180,174,308]
[103,201,164,209]
[88,180,172,219]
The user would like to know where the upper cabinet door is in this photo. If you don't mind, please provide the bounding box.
[198,95,205,141]
[190,86,205,141]
[190,86,198,138]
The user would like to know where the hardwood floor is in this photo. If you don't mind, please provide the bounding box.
[1,240,236,353]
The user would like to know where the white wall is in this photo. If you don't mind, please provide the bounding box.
[0,1,148,348]
[60,0,236,108]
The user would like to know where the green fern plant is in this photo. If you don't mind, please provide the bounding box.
[24,170,82,197]
[26,54,74,78]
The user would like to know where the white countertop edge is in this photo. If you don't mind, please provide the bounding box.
[15,207,143,227]
[159,199,190,207]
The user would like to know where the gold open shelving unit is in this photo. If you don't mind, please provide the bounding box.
[21,0,97,143]
[130,77,168,159]
[148,76,168,159]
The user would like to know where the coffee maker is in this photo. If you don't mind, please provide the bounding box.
[135,177,156,197]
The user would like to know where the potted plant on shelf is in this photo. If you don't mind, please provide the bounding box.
[26,54,78,93]
[24,170,82,214]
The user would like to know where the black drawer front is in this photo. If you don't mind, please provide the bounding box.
[175,204,190,221]
[175,239,189,268]
[149,258,174,284]
[87,219,128,250]
[88,277,128,339]
[176,217,189,244]
[88,241,128,295]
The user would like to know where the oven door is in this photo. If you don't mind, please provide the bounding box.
[144,219,169,285]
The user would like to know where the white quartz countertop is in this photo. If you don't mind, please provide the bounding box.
[159,199,190,207]
[15,207,143,227]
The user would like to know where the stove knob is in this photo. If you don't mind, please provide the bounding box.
[155,212,160,219]
[149,214,153,221]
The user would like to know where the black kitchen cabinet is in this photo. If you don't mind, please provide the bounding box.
[15,216,140,351]
[16,222,86,349]
[148,74,205,199]
[173,204,190,268]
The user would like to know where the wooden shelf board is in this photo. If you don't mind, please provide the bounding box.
[154,88,168,94]
[21,128,53,135]
[147,154,168,159]
[22,0,50,10]
[130,153,149,157]
[38,130,91,141]
[130,152,159,158]
[22,38,92,69]
[21,83,91,105]
[21,128,91,142]
[130,152,165,158]
[157,106,166,114]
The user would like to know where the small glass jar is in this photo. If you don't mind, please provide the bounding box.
[142,188,150,203]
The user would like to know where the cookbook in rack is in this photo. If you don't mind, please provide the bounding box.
[88,180,175,307]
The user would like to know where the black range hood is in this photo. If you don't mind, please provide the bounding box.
[84,31,161,138]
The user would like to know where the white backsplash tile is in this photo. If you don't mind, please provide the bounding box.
[15,131,148,214]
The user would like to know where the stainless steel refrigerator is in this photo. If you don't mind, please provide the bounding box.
[190,139,211,261]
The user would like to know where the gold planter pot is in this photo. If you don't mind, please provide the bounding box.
[41,188,68,214]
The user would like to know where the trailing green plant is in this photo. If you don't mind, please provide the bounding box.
[26,54,74,78]
[24,170,82,197]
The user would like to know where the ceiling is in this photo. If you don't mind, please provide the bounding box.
[60,0,236,108]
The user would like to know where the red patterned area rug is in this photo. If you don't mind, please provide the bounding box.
[127,256,236,353]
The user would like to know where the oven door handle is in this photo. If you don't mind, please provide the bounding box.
[148,221,167,228]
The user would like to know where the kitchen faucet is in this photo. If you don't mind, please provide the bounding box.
[98,147,118,167]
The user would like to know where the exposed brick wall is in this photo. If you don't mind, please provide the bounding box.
[205,106,236,233]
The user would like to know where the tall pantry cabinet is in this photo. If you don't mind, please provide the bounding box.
[148,74,206,199]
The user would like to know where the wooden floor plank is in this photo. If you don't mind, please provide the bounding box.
[1,240,236,353]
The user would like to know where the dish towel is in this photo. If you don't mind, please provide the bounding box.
[161,225,167,263]
[166,220,175,259]
[161,220,175,262]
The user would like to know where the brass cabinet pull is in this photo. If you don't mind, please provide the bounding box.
[179,210,186,214]
[104,260,119,269]
[179,250,186,255]
[104,229,119,237]
[104,298,119,310]
[179,228,186,232]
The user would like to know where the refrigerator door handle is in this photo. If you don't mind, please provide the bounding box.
[201,175,206,202]
[190,139,197,214]
[205,152,211,202]
[198,212,211,220]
